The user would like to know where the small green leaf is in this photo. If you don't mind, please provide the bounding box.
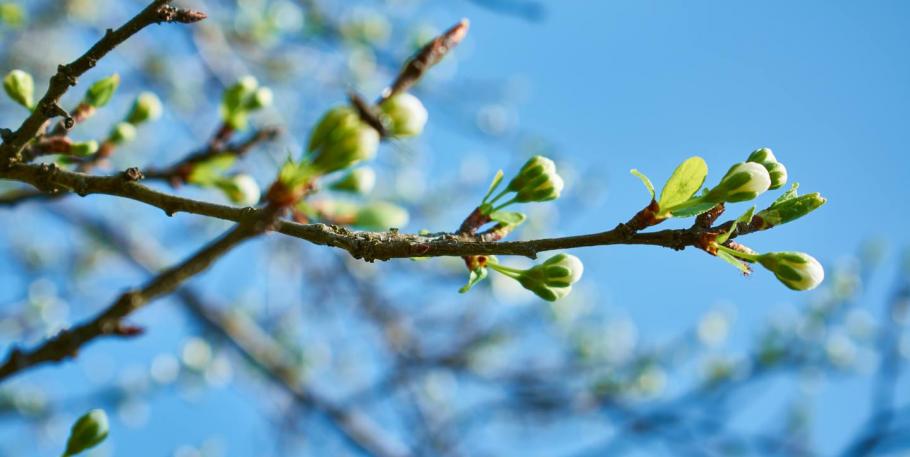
[716,250,750,274]
[630,169,655,200]
[717,206,755,244]
[482,170,505,204]
[658,156,708,213]
[459,267,488,293]
[770,182,799,209]
[669,201,716,218]
[489,211,526,227]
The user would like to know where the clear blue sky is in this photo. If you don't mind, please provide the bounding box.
[2,1,909,455]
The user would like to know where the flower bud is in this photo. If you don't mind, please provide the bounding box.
[746,147,787,190]
[354,201,409,230]
[108,122,137,144]
[70,140,99,157]
[83,74,120,108]
[379,93,428,137]
[216,174,261,206]
[330,167,376,194]
[746,147,776,164]
[245,87,273,111]
[755,193,826,228]
[308,106,380,174]
[758,251,824,291]
[3,69,34,109]
[63,409,109,457]
[506,155,564,203]
[125,92,162,125]
[516,253,584,301]
[706,162,771,203]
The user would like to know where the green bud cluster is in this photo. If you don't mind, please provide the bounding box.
[220,75,273,130]
[306,105,380,175]
[480,155,564,215]
[62,409,109,456]
[379,93,428,137]
[104,92,161,146]
[3,69,34,110]
[83,74,120,108]
[747,147,787,190]
[488,253,584,301]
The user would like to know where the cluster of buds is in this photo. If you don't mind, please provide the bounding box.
[62,409,109,457]
[747,147,787,190]
[714,243,825,291]
[3,69,34,110]
[486,253,585,301]
[481,155,564,214]
[378,93,428,137]
[704,162,772,203]
[220,75,273,131]
[305,105,380,175]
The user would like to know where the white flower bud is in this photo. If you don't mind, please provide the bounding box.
[747,147,787,190]
[379,93,428,137]
[516,253,584,301]
[308,106,380,174]
[758,251,825,291]
[707,162,771,203]
[63,409,109,457]
[506,155,564,203]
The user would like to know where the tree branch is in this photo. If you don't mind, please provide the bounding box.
[0,163,765,261]
[0,211,272,383]
[0,0,205,166]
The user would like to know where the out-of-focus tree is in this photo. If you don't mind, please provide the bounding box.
[0,1,906,456]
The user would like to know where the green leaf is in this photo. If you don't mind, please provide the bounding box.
[489,211,526,227]
[658,156,708,213]
[482,169,505,203]
[669,201,716,218]
[717,206,755,244]
[770,182,799,209]
[716,250,750,274]
[630,169,655,200]
[459,267,488,293]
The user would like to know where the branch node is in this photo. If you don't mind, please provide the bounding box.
[123,167,145,182]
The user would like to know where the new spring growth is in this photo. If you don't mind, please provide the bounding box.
[355,201,409,230]
[83,74,120,108]
[715,245,825,291]
[125,92,162,125]
[747,147,788,190]
[306,105,380,174]
[330,167,376,194]
[379,93,428,137]
[216,174,261,206]
[62,409,109,457]
[488,253,584,301]
[754,184,827,229]
[220,76,273,130]
[482,155,564,214]
[3,69,34,110]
